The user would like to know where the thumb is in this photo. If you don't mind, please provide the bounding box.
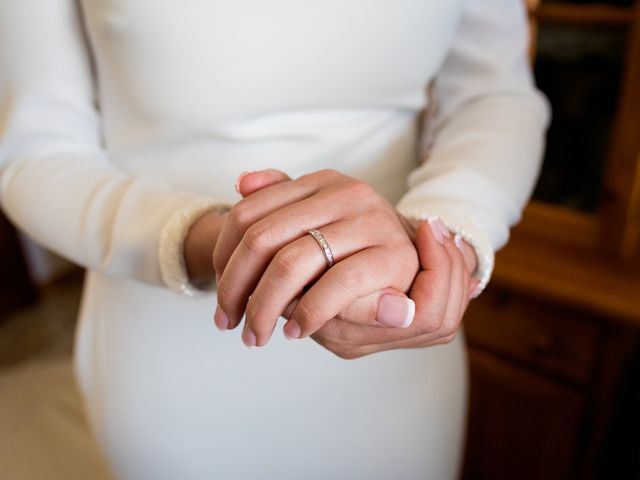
[282,288,415,329]
[235,169,291,197]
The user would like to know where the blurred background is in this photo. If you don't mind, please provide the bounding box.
[1,0,639,479]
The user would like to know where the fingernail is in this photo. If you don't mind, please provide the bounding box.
[471,284,483,299]
[215,273,221,285]
[427,216,445,244]
[214,305,229,331]
[283,319,302,340]
[376,294,415,328]
[234,170,254,193]
[435,217,451,240]
[454,233,464,253]
[242,325,257,347]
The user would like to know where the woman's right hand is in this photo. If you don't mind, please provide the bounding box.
[232,170,479,358]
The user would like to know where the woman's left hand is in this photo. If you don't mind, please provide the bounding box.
[306,218,479,359]
[212,169,421,347]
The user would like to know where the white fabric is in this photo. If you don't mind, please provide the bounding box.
[0,0,548,478]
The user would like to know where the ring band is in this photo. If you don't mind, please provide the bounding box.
[307,229,335,268]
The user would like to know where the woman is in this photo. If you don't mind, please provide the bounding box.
[0,0,549,478]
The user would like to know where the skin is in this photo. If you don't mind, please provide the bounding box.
[185,169,479,359]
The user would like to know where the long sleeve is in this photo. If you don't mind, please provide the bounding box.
[0,0,225,294]
[396,0,551,293]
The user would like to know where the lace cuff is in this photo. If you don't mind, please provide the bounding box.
[158,199,232,297]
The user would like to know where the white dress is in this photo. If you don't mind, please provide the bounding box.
[0,0,549,478]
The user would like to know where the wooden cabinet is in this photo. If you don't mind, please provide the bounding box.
[523,0,640,260]
[464,347,585,480]
[462,284,638,479]
[462,1,640,478]
[464,292,600,386]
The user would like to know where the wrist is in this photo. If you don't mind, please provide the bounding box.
[184,209,228,288]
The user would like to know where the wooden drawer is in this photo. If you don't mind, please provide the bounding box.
[463,287,599,385]
[462,348,585,480]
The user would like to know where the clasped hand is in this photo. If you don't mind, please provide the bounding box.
[210,169,478,359]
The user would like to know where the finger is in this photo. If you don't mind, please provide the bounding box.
[216,191,357,331]
[236,169,291,197]
[408,218,452,334]
[214,182,315,278]
[285,245,413,339]
[242,220,373,346]
[316,323,461,360]
[468,278,481,300]
[284,289,414,328]
[393,235,474,350]
[439,233,466,337]
[218,178,382,332]
[309,222,471,358]
[213,170,347,277]
[308,219,453,348]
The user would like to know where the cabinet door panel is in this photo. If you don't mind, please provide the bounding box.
[464,290,598,384]
[463,348,585,480]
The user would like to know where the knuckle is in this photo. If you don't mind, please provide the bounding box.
[418,315,442,335]
[293,299,324,331]
[317,168,342,180]
[228,202,253,229]
[446,239,465,264]
[441,317,461,338]
[310,320,340,344]
[215,282,236,311]
[429,255,453,284]
[331,347,362,360]
[272,248,302,280]
[441,247,454,270]
[334,269,365,298]
[440,332,458,345]
[242,225,273,255]
[311,330,329,345]
[342,179,376,199]
[387,244,417,274]
[364,298,380,325]
[300,168,341,186]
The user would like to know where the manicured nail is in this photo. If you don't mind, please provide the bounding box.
[376,294,415,328]
[234,170,254,193]
[214,305,229,331]
[454,233,464,253]
[242,325,257,347]
[283,319,302,340]
[471,284,483,299]
[435,217,451,240]
[427,216,445,244]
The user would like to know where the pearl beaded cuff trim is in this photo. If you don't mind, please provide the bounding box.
[396,204,495,297]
